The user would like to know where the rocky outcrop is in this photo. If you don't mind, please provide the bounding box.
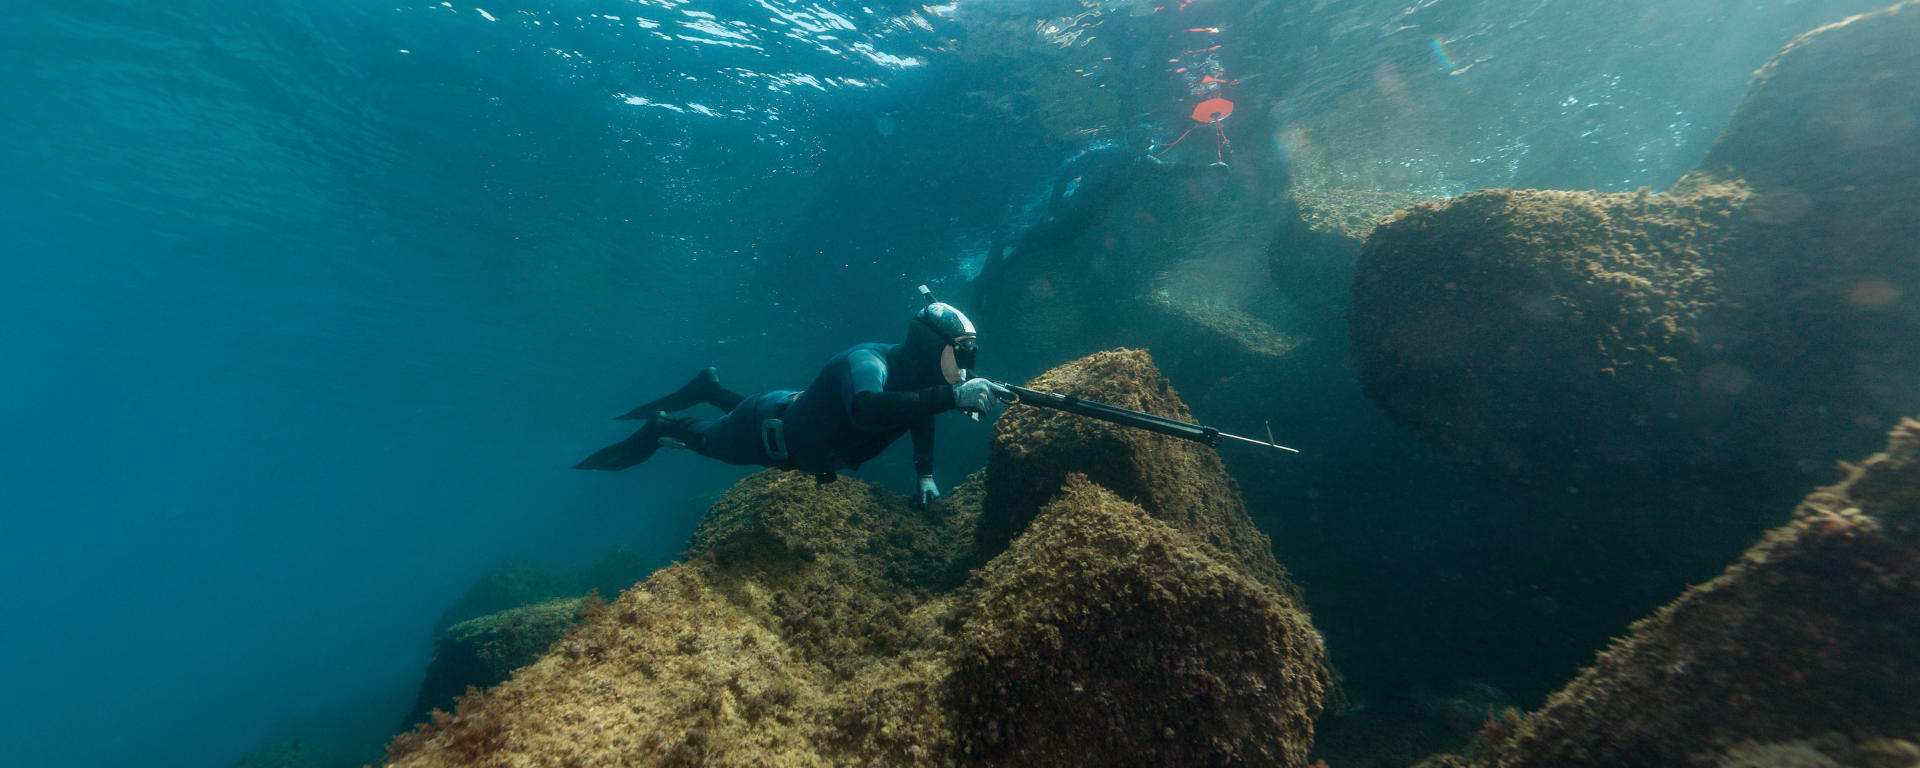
[430,557,568,635]
[1482,418,1920,768]
[1353,185,1752,495]
[1350,1,1920,538]
[383,350,1324,767]
[406,547,664,729]
[404,597,591,728]
[1270,188,1432,326]
[981,349,1299,600]
[955,477,1323,766]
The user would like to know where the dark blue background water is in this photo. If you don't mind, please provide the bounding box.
[1,1,1893,766]
[1,3,1020,765]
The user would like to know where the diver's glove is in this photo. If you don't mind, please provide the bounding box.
[953,378,1014,417]
[914,475,940,508]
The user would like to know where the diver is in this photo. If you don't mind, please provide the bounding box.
[973,141,1212,317]
[574,287,1012,507]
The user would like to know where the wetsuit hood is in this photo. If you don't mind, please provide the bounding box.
[897,300,977,389]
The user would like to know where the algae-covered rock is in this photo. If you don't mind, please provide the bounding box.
[1349,2,1920,562]
[383,350,1325,767]
[681,468,978,679]
[569,544,661,604]
[1130,294,1305,404]
[385,470,981,767]
[1352,185,1750,494]
[1271,188,1433,325]
[954,476,1324,767]
[430,557,568,634]
[981,349,1297,599]
[403,596,591,728]
[386,563,835,767]
[1482,418,1920,768]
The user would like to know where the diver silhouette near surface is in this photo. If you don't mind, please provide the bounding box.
[575,288,1012,506]
[972,142,1214,318]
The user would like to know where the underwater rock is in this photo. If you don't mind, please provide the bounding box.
[1129,294,1305,408]
[1350,1,1920,531]
[1352,185,1751,493]
[981,349,1298,599]
[1270,188,1432,326]
[1713,742,1845,768]
[1481,418,1920,768]
[679,468,980,681]
[430,557,568,635]
[383,350,1325,767]
[403,596,591,729]
[383,469,966,768]
[953,476,1324,766]
[569,544,663,605]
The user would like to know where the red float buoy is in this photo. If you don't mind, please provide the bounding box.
[1191,97,1234,123]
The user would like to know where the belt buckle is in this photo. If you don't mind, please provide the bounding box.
[760,418,789,462]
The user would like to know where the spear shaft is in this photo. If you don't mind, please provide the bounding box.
[994,382,1298,454]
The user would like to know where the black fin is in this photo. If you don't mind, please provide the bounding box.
[616,367,723,419]
[574,417,665,470]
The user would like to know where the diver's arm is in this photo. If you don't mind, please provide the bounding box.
[911,418,937,507]
[910,418,934,476]
[843,347,959,428]
[849,386,956,428]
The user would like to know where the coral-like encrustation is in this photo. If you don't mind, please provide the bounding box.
[430,557,568,635]
[381,350,1325,767]
[954,475,1324,766]
[981,349,1299,601]
[1481,418,1920,768]
[1352,184,1750,493]
[404,596,593,728]
[1349,0,1920,523]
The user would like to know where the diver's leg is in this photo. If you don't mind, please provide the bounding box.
[575,412,677,470]
[706,382,745,412]
[617,367,738,419]
[680,391,798,466]
[583,391,789,470]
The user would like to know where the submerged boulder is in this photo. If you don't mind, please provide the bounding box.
[1270,188,1433,327]
[955,476,1324,766]
[382,350,1324,767]
[383,472,964,768]
[1349,1,1920,546]
[981,348,1299,599]
[1129,294,1305,406]
[403,597,591,728]
[1483,417,1920,768]
[430,557,568,635]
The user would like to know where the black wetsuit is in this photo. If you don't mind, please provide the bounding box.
[578,297,977,480]
[661,341,953,478]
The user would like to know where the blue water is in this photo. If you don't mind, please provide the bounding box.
[1,3,1030,765]
[1,1,1897,766]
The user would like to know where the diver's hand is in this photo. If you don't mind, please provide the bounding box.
[914,475,940,508]
[953,378,1014,417]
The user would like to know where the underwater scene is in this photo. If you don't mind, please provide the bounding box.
[5,0,1919,766]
